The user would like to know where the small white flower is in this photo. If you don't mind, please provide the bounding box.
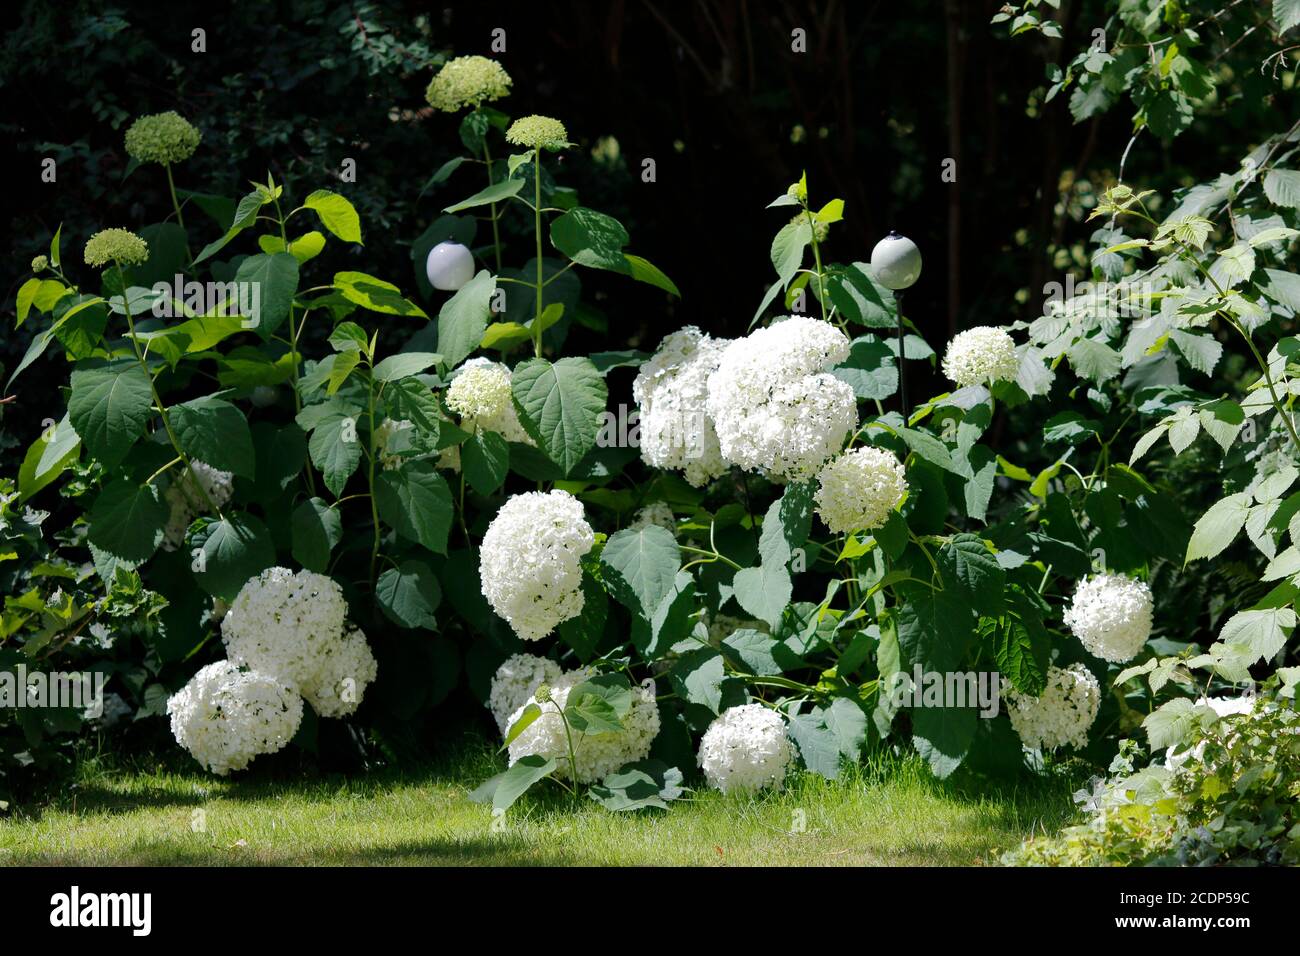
[446,358,533,444]
[1006,664,1100,751]
[941,326,1019,387]
[480,491,594,641]
[1063,572,1154,663]
[814,446,908,533]
[167,662,303,776]
[697,703,794,793]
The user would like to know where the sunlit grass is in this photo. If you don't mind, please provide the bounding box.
[0,733,1079,866]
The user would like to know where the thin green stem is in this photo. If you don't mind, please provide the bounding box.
[532,148,544,358]
[482,133,503,273]
[367,366,381,588]
[164,163,191,260]
[805,206,827,322]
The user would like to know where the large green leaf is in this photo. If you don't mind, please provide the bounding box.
[911,706,977,780]
[550,207,629,270]
[190,512,277,600]
[1185,492,1250,563]
[375,559,442,630]
[938,534,1005,614]
[511,357,607,475]
[18,415,80,502]
[437,270,496,368]
[896,589,974,672]
[375,460,453,554]
[462,429,509,495]
[169,396,255,478]
[334,271,427,318]
[290,496,342,572]
[87,479,166,563]
[67,358,155,468]
[233,252,299,338]
[1218,607,1295,664]
[468,753,557,813]
[305,407,363,497]
[732,563,792,630]
[304,189,363,244]
[600,525,681,620]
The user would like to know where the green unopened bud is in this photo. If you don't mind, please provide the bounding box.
[30,255,49,273]
[534,683,553,704]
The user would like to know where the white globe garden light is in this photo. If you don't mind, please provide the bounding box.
[425,241,475,291]
[869,232,922,419]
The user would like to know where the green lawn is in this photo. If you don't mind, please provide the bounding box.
[0,734,1079,866]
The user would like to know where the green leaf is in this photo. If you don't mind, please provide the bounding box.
[1065,337,1121,385]
[1143,698,1214,751]
[1185,492,1250,563]
[670,647,727,714]
[622,254,680,297]
[732,563,792,630]
[333,271,427,318]
[375,560,442,630]
[558,576,608,662]
[550,207,629,270]
[290,497,342,573]
[896,589,974,672]
[375,460,454,554]
[511,357,608,475]
[1276,0,1300,32]
[18,415,80,502]
[190,512,277,600]
[565,674,633,734]
[938,534,1005,614]
[771,219,811,287]
[437,270,497,368]
[67,358,154,468]
[1264,168,1300,209]
[462,429,509,495]
[1218,607,1295,663]
[911,706,977,780]
[600,525,682,619]
[233,252,299,338]
[787,711,842,779]
[305,408,363,497]
[169,396,256,479]
[373,352,441,383]
[469,754,556,813]
[87,479,166,564]
[443,178,525,214]
[588,761,684,812]
[304,189,363,244]
[721,628,782,676]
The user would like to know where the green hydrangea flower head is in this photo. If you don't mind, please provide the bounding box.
[84,229,149,268]
[425,56,512,112]
[506,115,569,150]
[30,255,49,273]
[124,111,201,164]
[790,213,829,243]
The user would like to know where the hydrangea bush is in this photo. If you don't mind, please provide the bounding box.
[3,29,1297,842]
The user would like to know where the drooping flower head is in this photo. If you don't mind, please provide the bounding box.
[445,358,532,444]
[506,669,660,782]
[941,326,1019,388]
[1063,572,1154,663]
[1006,664,1100,751]
[814,446,907,533]
[697,703,794,793]
[632,327,729,487]
[488,653,564,734]
[706,316,858,481]
[506,115,569,150]
[424,55,512,112]
[124,111,201,165]
[84,228,148,267]
[480,490,594,640]
[167,661,303,776]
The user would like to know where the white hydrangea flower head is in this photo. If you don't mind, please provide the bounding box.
[706,317,858,481]
[697,703,794,793]
[941,326,1019,387]
[488,653,563,734]
[166,661,303,776]
[301,625,378,718]
[814,446,907,533]
[424,55,512,112]
[506,670,660,782]
[1165,694,1257,769]
[221,568,377,716]
[632,327,729,487]
[480,490,595,641]
[1063,572,1154,663]
[446,358,533,445]
[161,460,234,551]
[374,418,413,471]
[628,501,676,532]
[1006,664,1100,751]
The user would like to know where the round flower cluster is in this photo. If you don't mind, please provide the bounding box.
[488,653,564,734]
[84,228,148,268]
[633,327,729,487]
[506,114,568,150]
[628,501,676,532]
[166,661,303,776]
[789,212,829,243]
[506,670,661,782]
[162,460,233,551]
[1006,664,1100,751]
[424,55,512,112]
[706,316,857,481]
[697,703,794,793]
[941,326,1019,388]
[374,418,413,471]
[446,358,532,444]
[1063,572,1154,663]
[124,111,201,165]
[480,490,595,640]
[814,446,907,533]
[222,567,376,716]
[30,255,48,273]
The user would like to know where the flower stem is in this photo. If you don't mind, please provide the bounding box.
[482,134,503,273]
[532,147,544,358]
[164,163,191,261]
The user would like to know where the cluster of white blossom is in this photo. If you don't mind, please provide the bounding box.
[1005,664,1100,751]
[697,703,794,793]
[374,418,414,470]
[941,326,1020,387]
[221,568,377,716]
[814,446,908,533]
[480,490,595,640]
[446,358,533,444]
[1063,573,1154,663]
[505,670,661,782]
[706,317,858,481]
[632,327,729,487]
[166,661,303,776]
[487,653,563,733]
[628,501,676,532]
[162,461,233,550]
[1165,694,1257,770]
